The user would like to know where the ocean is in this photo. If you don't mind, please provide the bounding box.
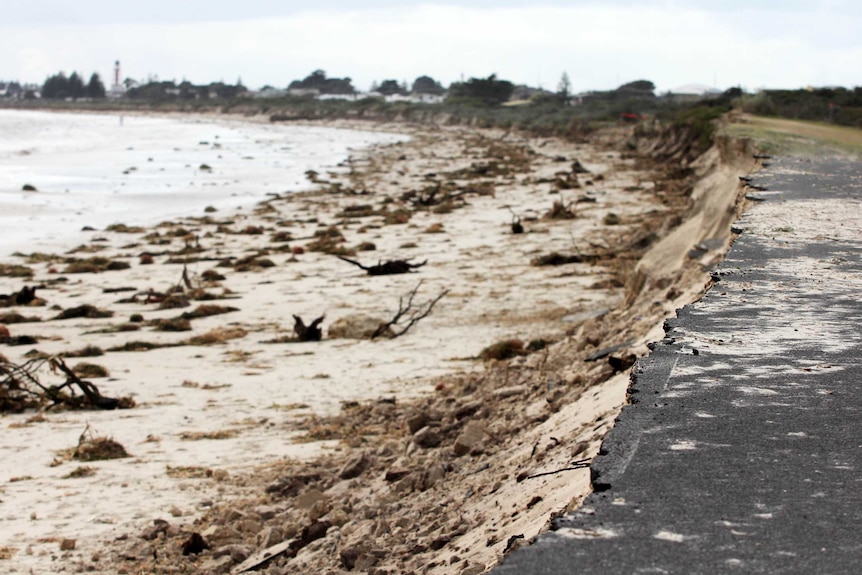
[0,109,406,258]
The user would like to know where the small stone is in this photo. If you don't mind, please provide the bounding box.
[460,561,486,575]
[385,468,411,482]
[199,555,233,574]
[421,464,446,490]
[453,421,486,456]
[141,519,170,541]
[413,426,441,448]
[211,469,229,481]
[295,488,327,510]
[492,385,528,399]
[339,452,369,480]
[169,506,183,517]
[256,527,283,549]
[308,499,331,522]
[252,505,281,521]
[406,412,428,434]
[213,543,252,563]
[60,538,76,551]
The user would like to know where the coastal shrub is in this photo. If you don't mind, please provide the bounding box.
[158,294,190,309]
[73,362,110,378]
[61,345,104,358]
[54,305,113,320]
[0,264,34,278]
[382,208,413,225]
[270,230,293,243]
[185,326,248,346]
[107,340,174,352]
[0,312,41,324]
[74,435,128,461]
[179,304,239,320]
[155,317,192,332]
[479,339,526,361]
[106,260,131,271]
[106,223,145,233]
[544,199,576,220]
[201,269,226,282]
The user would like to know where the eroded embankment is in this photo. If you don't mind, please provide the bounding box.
[97,123,759,575]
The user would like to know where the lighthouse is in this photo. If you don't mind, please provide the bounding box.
[108,60,127,99]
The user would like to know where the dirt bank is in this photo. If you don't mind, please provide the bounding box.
[1,118,758,574]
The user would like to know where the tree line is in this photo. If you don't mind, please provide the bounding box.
[41,71,106,100]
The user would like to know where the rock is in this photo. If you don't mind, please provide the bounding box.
[201,524,242,544]
[140,519,170,541]
[169,506,183,517]
[181,533,209,556]
[339,452,369,480]
[253,505,282,521]
[460,561,486,575]
[238,518,263,534]
[198,555,233,575]
[256,527,283,549]
[406,411,428,434]
[413,426,442,448]
[60,538,76,551]
[308,499,331,522]
[213,543,252,563]
[420,464,446,490]
[385,468,411,482]
[453,421,486,456]
[327,314,393,339]
[294,488,327,510]
[224,508,247,522]
[454,401,482,419]
[492,385,529,399]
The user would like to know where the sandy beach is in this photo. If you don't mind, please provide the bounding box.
[0,113,756,574]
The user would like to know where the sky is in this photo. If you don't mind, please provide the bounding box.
[2,0,860,94]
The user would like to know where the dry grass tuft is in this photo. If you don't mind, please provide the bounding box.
[185,326,248,346]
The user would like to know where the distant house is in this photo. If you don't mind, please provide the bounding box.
[666,84,722,103]
[287,87,321,98]
[255,87,287,99]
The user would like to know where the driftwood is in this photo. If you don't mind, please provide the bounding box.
[337,255,427,276]
[0,285,37,307]
[0,356,134,412]
[508,207,524,234]
[293,314,325,342]
[371,281,449,340]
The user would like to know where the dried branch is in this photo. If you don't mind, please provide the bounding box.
[524,459,591,480]
[337,255,427,276]
[371,281,449,340]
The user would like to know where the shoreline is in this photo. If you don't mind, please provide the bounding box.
[0,116,755,573]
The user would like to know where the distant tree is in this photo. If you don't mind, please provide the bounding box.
[375,79,406,96]
[288,70,355,95]
[448,74,514,106]
[67,72,85,99]
[86,73,106,99]
[557,72,571,100]
[41,72,69,99]
[617,80,655,95]
[411,75,445,95]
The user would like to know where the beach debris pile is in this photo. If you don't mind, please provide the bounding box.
[0,356,134,412]
[104,306,644,575]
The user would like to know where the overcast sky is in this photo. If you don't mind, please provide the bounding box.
[2,1,860,94]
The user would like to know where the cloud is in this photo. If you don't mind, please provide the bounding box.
[1,2,860,92]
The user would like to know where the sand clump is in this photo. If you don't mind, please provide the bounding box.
[0,118,756,574]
